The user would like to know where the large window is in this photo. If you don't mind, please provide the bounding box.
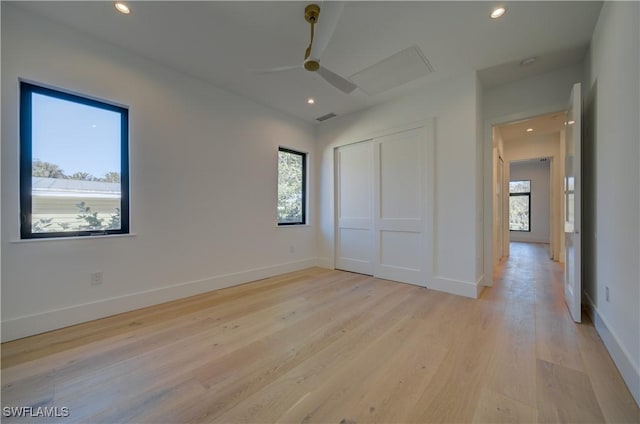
[20,82,129,239]
[277,147,306,225]
[509,180,531,232]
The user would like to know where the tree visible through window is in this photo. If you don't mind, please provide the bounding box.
[278,148,306,225]
[509,180,531,231]
[20,82,129,238]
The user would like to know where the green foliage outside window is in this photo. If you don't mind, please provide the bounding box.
[278,149,306,225]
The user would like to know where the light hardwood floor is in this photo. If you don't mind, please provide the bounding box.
[2,243,639,423]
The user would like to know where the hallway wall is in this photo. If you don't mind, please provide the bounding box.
[503,133,562,260]
[584,1,640,404]
[509,160,551,244]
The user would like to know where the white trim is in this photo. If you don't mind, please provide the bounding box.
[509,236,551,244]
[584,293,640,407]
[429,276,483,299]
[1,258,316,342]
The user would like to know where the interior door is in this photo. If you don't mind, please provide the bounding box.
[335,141,374,275]
[564,82,582,323]
[373,128,428,286]
[497,156,504,261]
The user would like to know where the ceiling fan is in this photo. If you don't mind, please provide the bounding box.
[256,2,357,94]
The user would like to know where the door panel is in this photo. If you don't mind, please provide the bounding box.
[380,231,421,269]
[374,128,428,286]
[564,82,582,323]
[335,141,374,275]
[379,136,422,219]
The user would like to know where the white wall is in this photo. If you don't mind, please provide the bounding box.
[584,1,640,405]
[482,64,583,281]
[509,160,551,244]
[475,75,484,282]
[484,63,584,122]
[503,134,561,254]
[316,72,483,298]
[1,5,317,341]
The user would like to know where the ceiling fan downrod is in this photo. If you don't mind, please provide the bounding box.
[304,4,321,71]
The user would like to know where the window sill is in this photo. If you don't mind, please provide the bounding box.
[11,233,137,243]
[276,224,311,228]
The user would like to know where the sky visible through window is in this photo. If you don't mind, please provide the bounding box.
[32,93,121,177]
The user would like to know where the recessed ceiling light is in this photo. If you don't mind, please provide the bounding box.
[526,128,534,132]
[490,7,506,19]
[568,120,575,125]
[520,57,537,67]
[115,2,131,14]
[307,98,315,105]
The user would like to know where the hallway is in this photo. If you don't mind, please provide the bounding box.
[485,242,639,422]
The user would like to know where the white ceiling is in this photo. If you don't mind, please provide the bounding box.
[11,1,603,124]
[499,111,567,142]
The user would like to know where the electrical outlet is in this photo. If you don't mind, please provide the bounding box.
[90,271,103,286]
[605,286,610,302]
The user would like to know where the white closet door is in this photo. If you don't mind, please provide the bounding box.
[335,141,374,275]
[374,127,428,286]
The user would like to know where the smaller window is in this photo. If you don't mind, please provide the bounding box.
[509,180,531,232]
[277,147,306,225]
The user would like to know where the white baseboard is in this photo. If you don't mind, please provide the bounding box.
[1,258,317,342]
[510,238,550,244]
[313,259,481,299]
[584,293,640,407]
[476,274,487,296]
[429,276,482,299]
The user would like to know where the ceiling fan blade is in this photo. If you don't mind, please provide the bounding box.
[317,65,357,93]
[251,65,301,74]
[309,2,344,60]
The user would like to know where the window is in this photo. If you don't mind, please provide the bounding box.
[20,82,129,239]
[509,180,531,232]
[277,147,306,225]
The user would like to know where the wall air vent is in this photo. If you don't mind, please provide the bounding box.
[316,113,337,122]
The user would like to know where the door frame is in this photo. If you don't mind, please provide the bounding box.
[496,155,505,263]
[483,104,567,285]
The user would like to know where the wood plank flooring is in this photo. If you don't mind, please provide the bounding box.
[2,242,639,423]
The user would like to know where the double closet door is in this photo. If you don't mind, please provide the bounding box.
[335,125,432,287]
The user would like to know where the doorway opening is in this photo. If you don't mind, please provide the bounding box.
[491,111,566,271]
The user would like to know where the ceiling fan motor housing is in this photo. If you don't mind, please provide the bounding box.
[305,4,320,23]
[304,60,320,72]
